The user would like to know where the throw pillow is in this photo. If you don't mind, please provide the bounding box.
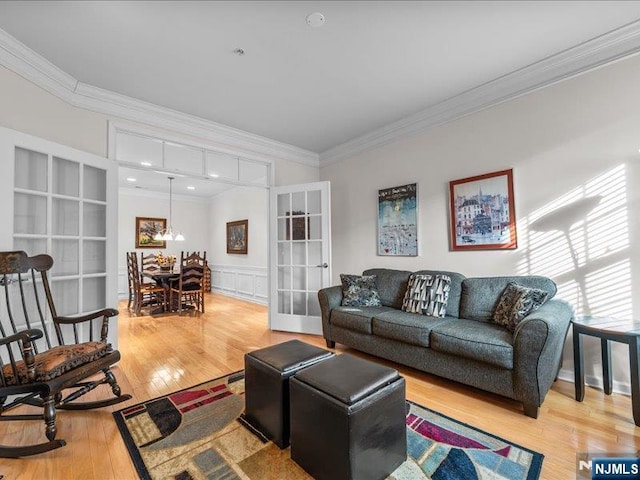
[401,274,451,317]
[340,274,382,307]
[493,282,549,331]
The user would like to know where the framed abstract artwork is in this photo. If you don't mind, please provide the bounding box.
[135,217,166,249]
[227,219,248,254]
[449,169,517,251]
[378,183,418,256]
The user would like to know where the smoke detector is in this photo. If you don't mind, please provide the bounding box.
[306,12,325,28]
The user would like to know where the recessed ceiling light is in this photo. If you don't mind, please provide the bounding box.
[140,161,152,167]
[126,177,137,182]
[187,186,195,190]
[233,48,245,56]
[153,170,185,177]
[306,12,325,28]
[209,173,219,178]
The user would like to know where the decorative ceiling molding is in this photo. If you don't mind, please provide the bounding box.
[0,28,319,168]
[319,20,640,166]
[3,20,640,170]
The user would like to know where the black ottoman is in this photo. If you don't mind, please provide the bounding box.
[244,340,333,448]
[290,354,407,480]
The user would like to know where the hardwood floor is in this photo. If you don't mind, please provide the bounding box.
[1,292,638,479]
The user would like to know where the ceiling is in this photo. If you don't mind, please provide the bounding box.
[2,1,640,155]
[119,166,236,198]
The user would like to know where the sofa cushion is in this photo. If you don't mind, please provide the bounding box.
[414,270,466,318]
[340,274,382,307]
[430,319,514,369]
[363,268,412,308]
[331,306,396,334]
[493,282,550,331]
[372,310,450,347]
[459,276,557,322]
[401,274,451,317]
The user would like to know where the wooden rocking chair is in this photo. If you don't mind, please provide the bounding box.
[0,251,131,457]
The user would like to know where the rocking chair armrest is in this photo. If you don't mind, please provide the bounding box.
[54,308,119,325]
[0,328,43,346]
[54,308,119,343]
[1,328,41,381]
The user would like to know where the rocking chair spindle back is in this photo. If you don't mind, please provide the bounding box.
[0,250,131,458]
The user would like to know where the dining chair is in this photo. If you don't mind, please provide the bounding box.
[140,252,161,283]
[126,251,135,310]
[169,251,207,315]
[128,252,165,315]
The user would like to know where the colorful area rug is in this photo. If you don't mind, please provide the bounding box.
[113,371,543,480]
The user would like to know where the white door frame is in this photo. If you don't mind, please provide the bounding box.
[269,181,331,334]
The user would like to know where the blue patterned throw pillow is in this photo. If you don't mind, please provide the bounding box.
[493,282,549,332]
[401,274,451,317]
[340,274,382,307]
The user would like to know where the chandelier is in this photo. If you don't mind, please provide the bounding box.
[154,176,185,242]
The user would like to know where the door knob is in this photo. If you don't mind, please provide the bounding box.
[316,263,328,268]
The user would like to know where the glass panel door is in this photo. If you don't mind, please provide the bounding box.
[0,126,117,346]
[270,182,331,334]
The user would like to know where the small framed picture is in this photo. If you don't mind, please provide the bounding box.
[227,219,248,254]
[135,217,166,249]
[449,169,517,251]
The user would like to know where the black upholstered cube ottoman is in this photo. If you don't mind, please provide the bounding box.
[290,354,407,480]
[244,339,333,448]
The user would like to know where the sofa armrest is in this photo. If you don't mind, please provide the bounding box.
[512,298,573,409]
[318,285,343,341]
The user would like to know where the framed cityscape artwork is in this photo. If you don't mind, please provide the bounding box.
[378,183,418,256]
[449,169,517,251]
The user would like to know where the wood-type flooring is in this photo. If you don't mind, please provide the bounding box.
[0,293,638,479]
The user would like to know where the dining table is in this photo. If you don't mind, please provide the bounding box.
[142,269,182,313]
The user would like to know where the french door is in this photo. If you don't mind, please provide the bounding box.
[0,126,118,346]
[269,182,331,334]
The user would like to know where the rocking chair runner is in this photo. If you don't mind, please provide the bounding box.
[0,251,131,457]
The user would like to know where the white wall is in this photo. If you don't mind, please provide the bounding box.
[208,186,269,303]
[0,65,319,186]
[274,158,319,186]
[321,54,640,394]
[117,189,211,295]
[0,64,320,308]
[0,66,109,157]
[209,186,268,267]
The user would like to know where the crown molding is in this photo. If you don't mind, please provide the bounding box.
[4,20,640,170]
[319,20,640,166]
[0,28,78,97]
[0,28,319,168]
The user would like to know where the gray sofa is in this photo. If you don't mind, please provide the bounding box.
[318,268,573,418]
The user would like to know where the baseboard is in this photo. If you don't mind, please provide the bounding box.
[557,367,631,396]
[212,288,268,306]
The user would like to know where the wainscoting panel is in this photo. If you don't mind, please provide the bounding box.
[211,264,268,305]
[118,269,128,299]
